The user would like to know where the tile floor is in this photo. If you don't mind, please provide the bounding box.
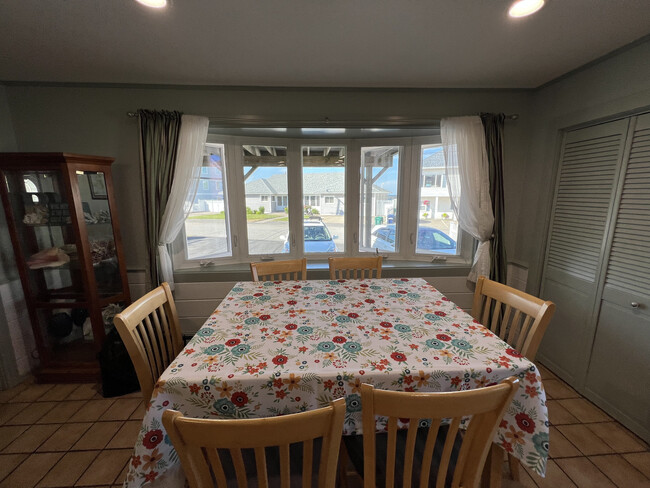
[0,363,648,488]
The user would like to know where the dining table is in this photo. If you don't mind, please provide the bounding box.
[124,277,549,487]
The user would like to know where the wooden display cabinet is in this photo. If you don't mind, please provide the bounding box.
[0,153,131,382]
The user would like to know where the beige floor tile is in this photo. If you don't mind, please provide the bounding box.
[37,384,81,402]
[589,454,650,487]
[68,399,115,422]
[0,453,28,483]
[0,452,63,488]
[547,399,580,426]
[549,426,582,458]
[537,364,558,381]
[72,421,123,450]
[106,420,142,449]
[557,424,614,456]
[9,384,56,403]
[3,424,62,454]
[67,384,101,401]
[0,402,29,425]
[37,450,100,488]
[75,449,132,486]
[0,383,29,403]
[129,403,145,420]
[37,423,93,452]
[543,379,580,400]
[587,422,648,454]
[114,461,130,485]
[5,402,58,425]
[99,399,142,421]
[623,452,650,478]
[557,398,612,423]
[37,401,87,424]
[556,457,617,487]
[0,425,29,451]
[524,459,577,488]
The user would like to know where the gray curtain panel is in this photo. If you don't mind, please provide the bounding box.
[138,109,182,288]
[480,113,507,284]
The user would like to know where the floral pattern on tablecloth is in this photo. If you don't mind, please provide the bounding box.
[125,278,548,487]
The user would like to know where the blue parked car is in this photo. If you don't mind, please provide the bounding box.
[371,224,456,254]
[283,219,338,253]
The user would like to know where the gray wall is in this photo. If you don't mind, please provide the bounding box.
[521,39,650,295]
[1,85,532,271]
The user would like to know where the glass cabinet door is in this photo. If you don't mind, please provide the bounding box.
[76,171,124,297]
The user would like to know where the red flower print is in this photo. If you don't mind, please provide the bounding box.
[506,348,523,358]
[332,336,347,343]
[360,283,369,288]
[189,384,200,394]
[380,321,393,328]
[272,354,288,365]
[144,471,159,482]
[501,440,513,453]
[391,352,407,362]
[260,314,271,321]
[273,378,283,389]
[287,300,297,305]
[436,334,451,341]
[400,278,409,281]
[525,372,537,383]
[500,419,508,429]
[299,346,308,353]
[254,293,264,297]
[183,348,195,355]
[348,312,359,319]
[515,412,536,434]
[442,296,450,301]
[285,324,297,330]
[142,429,164,449]
[338,279,346,283]
[323,379,335,390]
[365,298,375,304]
[225,338,241,347]
[450,376,462,387]
[403,375,414,385]
[326,291,336,295]
[435,311,446,317]
[404,387,415,392]
[293,285,302,289]
[525,385,539,398]
[275,389,287,399]
[131,455,141,468]
[231,391,249,407]
[398,290,407,294]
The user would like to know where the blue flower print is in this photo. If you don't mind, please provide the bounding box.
[196,328,214,337]
[425,339,445,349]
[532,432,549,456]
[317,342,336,352]
[451,339,472,350]
[204,344,225,355]
[232,344,251,356]
[297,326,313,335]
[244,317,260,325]
[346,394,362,412]
[214,398,236,416]
[343,342,362,353]
[395,324,411,333]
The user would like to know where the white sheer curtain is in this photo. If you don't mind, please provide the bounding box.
[441,116,494,282]
[158,115,209,289]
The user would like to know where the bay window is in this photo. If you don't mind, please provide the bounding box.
[174,132,471,269]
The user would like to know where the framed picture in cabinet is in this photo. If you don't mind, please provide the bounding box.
[88,173,107,199]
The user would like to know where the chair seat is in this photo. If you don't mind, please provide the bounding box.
[344,425,462,487]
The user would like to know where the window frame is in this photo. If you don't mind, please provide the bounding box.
[173,133,474,269]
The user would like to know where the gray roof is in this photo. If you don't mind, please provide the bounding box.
[246,172,388,195]
[422,150,445,169]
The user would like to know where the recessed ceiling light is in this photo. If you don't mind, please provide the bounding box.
[135,0,167,8]
[509,0,545,18]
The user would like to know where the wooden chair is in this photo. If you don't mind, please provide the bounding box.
[162,397,346,488]
[328,256,382,279]
[471,276,555,363]
[357,377,519,488]
[113,282,183,405]
[471,275,555,482]
[250,258,307,281]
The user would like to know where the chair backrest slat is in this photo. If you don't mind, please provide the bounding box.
[250,258,307,282]
[360,378,519,488]
[471,276,556,360]
[113,282,184,405]
[328,256,383,280]
[163,398,346,488]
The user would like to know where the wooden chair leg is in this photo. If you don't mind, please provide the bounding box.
[507,453,520,481]
[481,443,503,488]
[337,439,349,488]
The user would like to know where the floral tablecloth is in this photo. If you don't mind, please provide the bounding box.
[125,278,548,487]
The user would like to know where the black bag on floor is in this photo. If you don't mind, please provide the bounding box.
[99,327,140,397]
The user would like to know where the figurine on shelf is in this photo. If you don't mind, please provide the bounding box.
[23,204,49,224]
[102,303,123,326]
[90,239,116,264]
[26,247,70,269]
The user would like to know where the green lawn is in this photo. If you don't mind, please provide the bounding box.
[188,213,287,221]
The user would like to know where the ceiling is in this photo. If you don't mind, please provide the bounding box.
[1,0,649,89]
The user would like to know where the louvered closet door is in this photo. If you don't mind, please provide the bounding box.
[585,113,650,442]
[539,119,629,384]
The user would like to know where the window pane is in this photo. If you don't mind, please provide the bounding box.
[416,145,458,255]
[243,145,289,255]
[360,146,400,252]
[185,144,230,259]
[301,145,345,253]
